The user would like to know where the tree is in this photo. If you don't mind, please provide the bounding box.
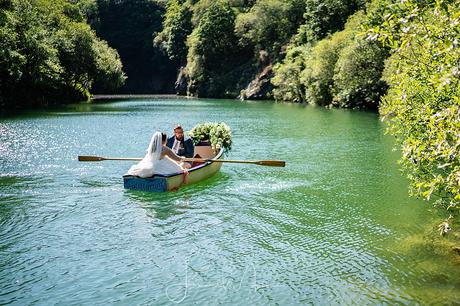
[235,0,305,58]
[186,0,241,96]
[154,0,193,66]
[272,9,389,109]
[272,45,309,103]
[0,0,125,109]
[71,0,100,29]
[299,15,356,106]
[332,37,388,110]
[297,0,365,43]
[369,0,460,208]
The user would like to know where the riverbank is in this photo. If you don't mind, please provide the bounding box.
[91,94,186,100]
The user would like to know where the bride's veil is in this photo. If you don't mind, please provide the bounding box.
[127,131,162,177]
[146,131,162,162]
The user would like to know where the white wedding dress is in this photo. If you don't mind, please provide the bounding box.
[127,132,184,178]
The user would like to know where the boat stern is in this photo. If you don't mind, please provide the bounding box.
[123,175,168,192]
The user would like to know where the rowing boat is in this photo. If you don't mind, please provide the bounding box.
[122,144,224,192]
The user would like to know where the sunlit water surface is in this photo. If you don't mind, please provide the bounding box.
[1,98,459,305]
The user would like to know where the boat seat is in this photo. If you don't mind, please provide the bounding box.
[191,154,204,167]
[193,146,215,159]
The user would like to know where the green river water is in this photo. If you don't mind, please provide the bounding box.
[1,98,459,305]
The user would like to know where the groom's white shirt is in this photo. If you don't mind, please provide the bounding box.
[172,138,180,154]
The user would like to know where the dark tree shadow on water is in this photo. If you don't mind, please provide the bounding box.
[123,172,230,221]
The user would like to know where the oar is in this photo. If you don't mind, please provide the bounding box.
[78,155,142,162]
[183,158,285,167]
[78,155,286,167]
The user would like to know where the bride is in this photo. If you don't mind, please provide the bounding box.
[127,132,187,178]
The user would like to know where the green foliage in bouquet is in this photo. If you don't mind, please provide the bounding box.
[188,122,232,152]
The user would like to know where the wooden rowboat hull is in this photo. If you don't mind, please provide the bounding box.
[123,147,224,192]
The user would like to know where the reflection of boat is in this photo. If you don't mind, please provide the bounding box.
[123,145,224,192]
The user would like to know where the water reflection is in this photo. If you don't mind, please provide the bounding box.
[124,172,229,221]
[125,190,189,220]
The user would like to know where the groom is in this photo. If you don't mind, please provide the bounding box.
[167,125,194,162]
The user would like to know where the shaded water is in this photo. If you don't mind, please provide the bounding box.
[1,98,459,305]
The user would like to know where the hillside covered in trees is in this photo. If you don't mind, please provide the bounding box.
[154,0,385,108]
[0,0,388,109]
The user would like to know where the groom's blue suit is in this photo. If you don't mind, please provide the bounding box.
[166,136,194,158]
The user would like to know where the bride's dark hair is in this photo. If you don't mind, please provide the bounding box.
[161,133,167,142]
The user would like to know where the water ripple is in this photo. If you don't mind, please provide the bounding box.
[1,99,459,305]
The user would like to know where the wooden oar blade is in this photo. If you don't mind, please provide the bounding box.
[184,158,286,167]
[78,155,104,162]
[256,160,286,167]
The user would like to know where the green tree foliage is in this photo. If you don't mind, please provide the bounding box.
[332,37,388,110]
[273,9,388,110]
[235,0,305,58]
[300,27,352,106]
[154,0,193,66]
[369,0,460,208]
[298,12,363,106]
[233,0,369,102]
[71,0,100,30]
[186,0,247,97]
[272,45,309,103]
[190,0,213,26]
[56,22,124,94]
[296,0,366,43]
[91,38,125,91]
[0,0,125,109]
